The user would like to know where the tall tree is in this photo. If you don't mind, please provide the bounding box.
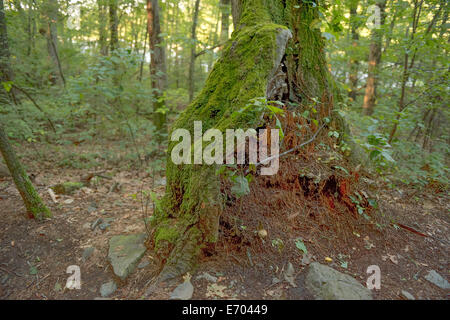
[188,0,201,102]
[347,0,360,101]
[388,0,443,143]
[109,0,119,52]
[147,0,168,137]
[219,0,230,43]
[0,0,51,219]
[40,0,65,86]
[148,0,352,282]
[98,0,109,55]
[362,0,387,115]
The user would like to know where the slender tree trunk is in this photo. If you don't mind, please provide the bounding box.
[40,0,65,87]
[219,0,230,43]
[188,0,201,102]
[149,0,347,282]
[98,0,108,56]
[388,0,442,143]
[348,0,359,101]
[147,0,168,137]
[109,0,119,53]
[0,125,51,219]
[361,0,387,115]
[0,2,51,219]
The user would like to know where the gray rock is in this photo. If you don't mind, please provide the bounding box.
[99,222,110,231]
[82,247,95,262]
[169,279,194,300]
[108,233,147,281]
[91,218,103,230]
[196,272,218,283]
[100,281,117,297]
[400,290,415,300]
[424,270,450,290]
[304,262,373,300]
[137,259,150,269]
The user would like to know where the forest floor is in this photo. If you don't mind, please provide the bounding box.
[0,140,448,300]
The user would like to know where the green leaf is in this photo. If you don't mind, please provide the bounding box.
[295,238,308,255]
[29,266,38,275]
[231,175,250,198]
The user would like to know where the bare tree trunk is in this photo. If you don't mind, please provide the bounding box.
[98,0,109,56]
[109,0,119,53]
[147,0,168,137]
[188,0,201,102]
[219,0,230,43]
[361,0,387,115]
[347,0,359,101]
[40,0,65,87]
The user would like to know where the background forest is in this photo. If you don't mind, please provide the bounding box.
[0,0,449,301]
[0,0,448,189]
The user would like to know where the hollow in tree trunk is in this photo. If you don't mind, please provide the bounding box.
[149,0,352,282]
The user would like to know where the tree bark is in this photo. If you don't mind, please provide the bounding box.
[348,0,359,101]
[149,0,348,282]
[98,0,109,56]
[147,0,168,137]
[40,0,65,87]
[219,0,230,43]
[188,0,201,102]
[361,0,387,115]
[109,0,119,53]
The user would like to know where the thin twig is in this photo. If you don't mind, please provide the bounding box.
[246,123,326,174]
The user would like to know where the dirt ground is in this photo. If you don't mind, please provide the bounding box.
[0,141,448,300]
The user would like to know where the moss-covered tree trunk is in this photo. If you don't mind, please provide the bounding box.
[0,124,51,219]
[150,0,346,281]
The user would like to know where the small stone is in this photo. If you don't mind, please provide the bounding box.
[400,290,415,300]
[82,247,95,262]
[196,272,218,283]
[100,281,117,297]
[424,270,450,290]
[87,206,97,213]
[137,259,150,269]
[99,222,110,231]
[91,218,103,231]
[284,262,296,287]
[170,276,194,300]
[82,223,91,229]
[1,274,10,285]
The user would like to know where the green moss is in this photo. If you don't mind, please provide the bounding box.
[152,0,354,281]
[52,181,84,195]
[154,225,179,250]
